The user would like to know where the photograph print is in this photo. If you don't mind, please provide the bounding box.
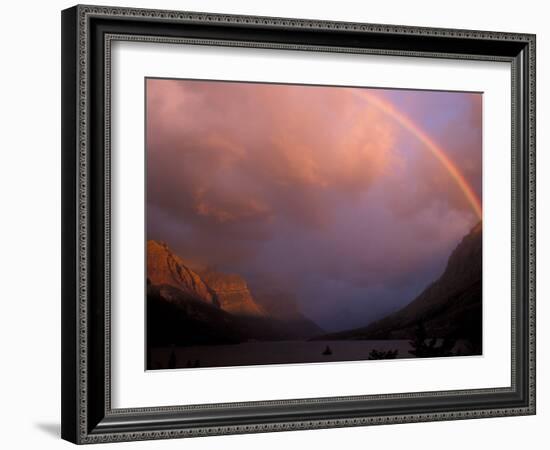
[145,78,482,370]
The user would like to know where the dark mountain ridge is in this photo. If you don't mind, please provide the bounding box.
[313,222,482,352]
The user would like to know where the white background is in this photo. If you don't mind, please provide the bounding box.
[112,42,511,408]
[0,0,546,449]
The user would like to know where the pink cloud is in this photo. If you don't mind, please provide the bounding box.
[146,79,482,329]
[147,79,401,231]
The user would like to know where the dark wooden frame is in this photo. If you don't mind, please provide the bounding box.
[61,4,536,444]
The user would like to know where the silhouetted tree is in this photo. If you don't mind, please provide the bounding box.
[368,349,399,360]
[168,345,177,369]
[408,322,456,358]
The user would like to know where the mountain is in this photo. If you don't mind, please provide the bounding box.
[198,270,266,317]
[146,240,324,347]
[147,281,244,347]
[147,240,215,305]
[148,240,267,316]
[314,222,482,352]
[248,282,324,337]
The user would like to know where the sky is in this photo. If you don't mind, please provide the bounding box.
[146,78,482,332]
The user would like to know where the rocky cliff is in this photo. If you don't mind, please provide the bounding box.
[199,270,266,317]
[146,240,323,346]
[147,240,215,305]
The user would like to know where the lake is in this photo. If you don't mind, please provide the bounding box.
[149,340,417,370]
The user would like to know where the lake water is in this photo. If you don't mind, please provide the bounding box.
[149,340,416,370]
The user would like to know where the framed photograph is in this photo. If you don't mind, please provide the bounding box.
[61,5,536,444]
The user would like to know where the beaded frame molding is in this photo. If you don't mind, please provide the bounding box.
[61,4,536,444]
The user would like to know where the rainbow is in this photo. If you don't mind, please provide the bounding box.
[352,90,482,220]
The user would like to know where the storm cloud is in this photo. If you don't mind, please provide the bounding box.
[146,78,482,331]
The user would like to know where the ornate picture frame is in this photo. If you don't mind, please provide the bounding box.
[61,4,536,444]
